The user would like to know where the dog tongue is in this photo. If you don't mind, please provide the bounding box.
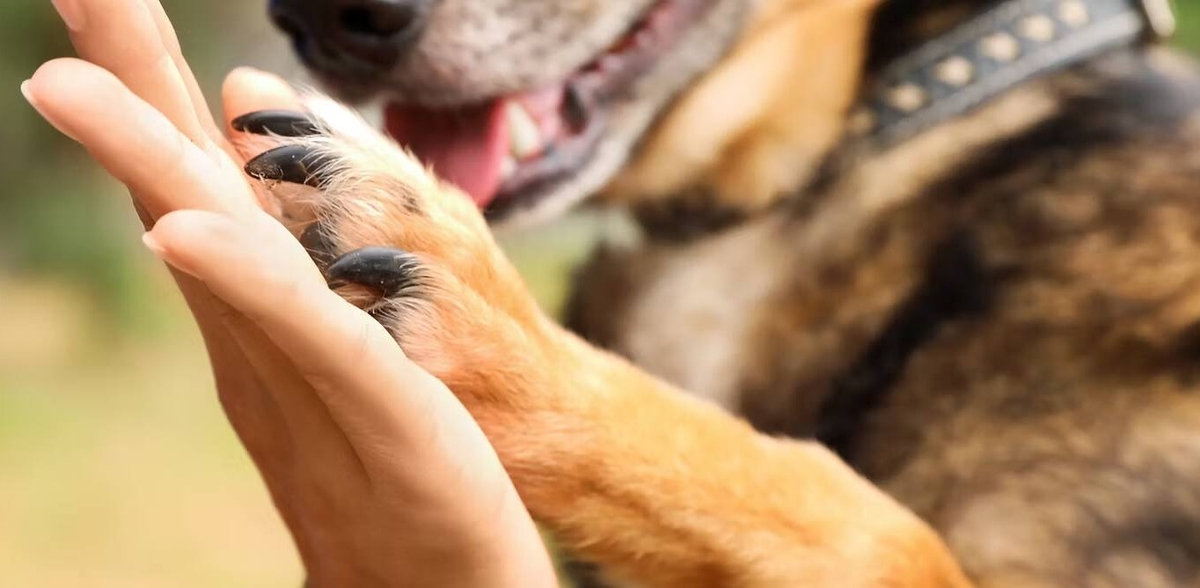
[384,100,509,208]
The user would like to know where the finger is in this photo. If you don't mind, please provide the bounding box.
[146,213,320,561]
[26,60,305,495]
[222,67,309,167]
[220,68,308,216]
[146,238,329,562]
[117,124,299,499]
[136,205,309,552]
[56,0,213,147]
[25,59,254,219]
[138,0,222,142]
[225,312,371,491]
[222,68,305,131]
[143,210,478,461]
[204,331,323,573]
[139,197,298,492]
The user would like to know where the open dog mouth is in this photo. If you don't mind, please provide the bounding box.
[379,0,715,216]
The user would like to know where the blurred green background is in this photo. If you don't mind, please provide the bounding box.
[2,2,1199,586]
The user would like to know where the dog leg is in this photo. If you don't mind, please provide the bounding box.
[235,99,972,588]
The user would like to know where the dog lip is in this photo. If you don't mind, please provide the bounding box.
[377,0,717,217]
[484,111,609,219]
[485,0,716,215]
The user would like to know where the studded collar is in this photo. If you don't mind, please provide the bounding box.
[851,0,1176,148]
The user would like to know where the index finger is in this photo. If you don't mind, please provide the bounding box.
[139,0,222,143]
[25,58,255,219]
[58,0,215,148]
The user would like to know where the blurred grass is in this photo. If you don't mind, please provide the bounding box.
[2,1,1200,586]
[0,296,297,586]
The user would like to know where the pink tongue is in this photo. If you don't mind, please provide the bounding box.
[384,100,509,208]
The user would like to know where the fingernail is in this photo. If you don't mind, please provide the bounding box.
[51,0,86,31]
[22,78,81,143]
[19,80,36,108]
[143,230,201,279]
[142,232,167,258]
[230,66,266,77]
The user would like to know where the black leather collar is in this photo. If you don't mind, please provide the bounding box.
[635,0,1175,243]
[851,0,1176,148]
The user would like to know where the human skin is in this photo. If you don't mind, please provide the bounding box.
[22,0,558,585]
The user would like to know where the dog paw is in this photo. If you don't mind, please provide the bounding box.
[234,98,555,405]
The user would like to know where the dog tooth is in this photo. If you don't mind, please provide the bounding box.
[506,101,543,160]
[501,156,519,180]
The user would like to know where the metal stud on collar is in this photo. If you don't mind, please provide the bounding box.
[856,0,1173,149]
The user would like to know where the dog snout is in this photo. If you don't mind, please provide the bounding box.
[268,0,432,75]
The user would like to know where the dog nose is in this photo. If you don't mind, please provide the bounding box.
[269,0,431,73]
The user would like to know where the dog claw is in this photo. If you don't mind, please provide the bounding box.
[325,247,423,298]
[245,145,330,187]
[231,110,320,137]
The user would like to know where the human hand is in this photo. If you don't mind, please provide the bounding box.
[22,0,556,585]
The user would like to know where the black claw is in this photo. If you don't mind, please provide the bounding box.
[325,247,423,298]
[231,110,320,137]
[300,222,338,268]
[245,145,330,187]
